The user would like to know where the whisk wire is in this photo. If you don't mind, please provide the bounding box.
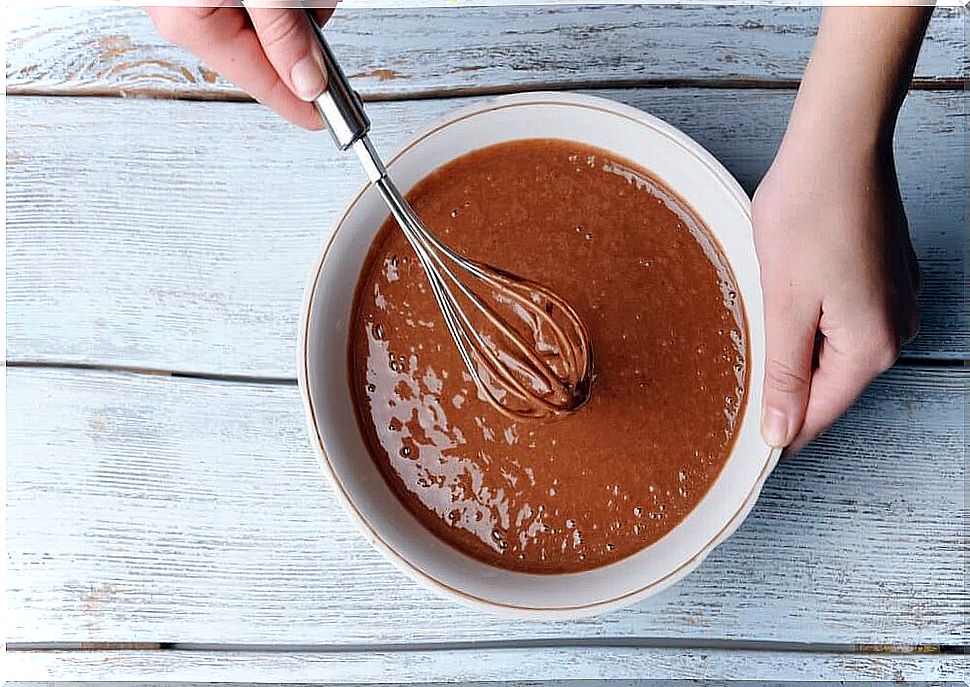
[402,207,566,417]
[373,160,592,421]
[399,200,587,385]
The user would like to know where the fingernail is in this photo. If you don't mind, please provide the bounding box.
[761,406,790,447]
[291,50,326,101]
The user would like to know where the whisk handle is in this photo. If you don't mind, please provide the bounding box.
[305,10,370,150]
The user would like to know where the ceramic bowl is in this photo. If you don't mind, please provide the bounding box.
[298,91,781,619]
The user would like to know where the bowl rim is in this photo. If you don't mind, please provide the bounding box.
[297,91,782,619]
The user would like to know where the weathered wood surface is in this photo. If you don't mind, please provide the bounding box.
[15,683,970,687]
[15,682,965,687]
[7,90,966,377]
[14,682,970,687]
[8,647,969,682]
[7,365,967,646]
[7,3,968,681]
[6,6,966,100]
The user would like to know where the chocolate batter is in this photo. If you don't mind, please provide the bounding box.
[348,139,747,573]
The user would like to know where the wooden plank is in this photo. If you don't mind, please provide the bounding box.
[6,5,966,100]
[7,90,966,376]
[7,365,967,645]
[15,684,966,687]
[8,648,968,682]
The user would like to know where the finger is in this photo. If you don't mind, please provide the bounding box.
[146,6,321,129]
[759,283,821,448]
[788,332,896,453]
[310,7,337,26]
[246,7,328,102]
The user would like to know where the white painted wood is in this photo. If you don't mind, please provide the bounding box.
[8,647,968,682]
[7,91,965,378]
[17,682,965,687]
[7,5,967,678]
[18,682,965,687]
[6,6,965,99]
[7,365,967,646]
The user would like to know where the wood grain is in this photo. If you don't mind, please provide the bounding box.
[6,90,966,377]
[8,647,969,682]
[7,365,967,646]
[6,6,966,100]
[17,682,970,687]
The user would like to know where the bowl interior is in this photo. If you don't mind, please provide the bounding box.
[301,93,775,615]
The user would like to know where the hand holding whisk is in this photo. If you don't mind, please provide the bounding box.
[305,12,594,420]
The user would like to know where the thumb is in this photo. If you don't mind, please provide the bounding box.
[760,288,820,448]
[247,8,329,102]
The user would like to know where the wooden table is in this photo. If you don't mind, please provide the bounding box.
[7,4,968,682]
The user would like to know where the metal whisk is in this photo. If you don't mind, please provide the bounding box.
[307,13,593,420]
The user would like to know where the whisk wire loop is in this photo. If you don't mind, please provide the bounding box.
[374,176,592,420]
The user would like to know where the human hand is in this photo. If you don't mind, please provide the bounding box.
[752,5,930,455]
[752,127,920,455]
[145,4,335,129]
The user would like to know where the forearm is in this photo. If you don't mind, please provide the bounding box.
[785,6,932,151]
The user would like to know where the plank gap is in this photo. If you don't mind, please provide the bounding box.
[6,638,963,656]
[6,77,965,104]
[10,647,968,683]
[6,361,298,386]
[895,356,969,368]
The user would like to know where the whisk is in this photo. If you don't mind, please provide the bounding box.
[306,13,593,420]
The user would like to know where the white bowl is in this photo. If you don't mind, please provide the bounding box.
[298,92,781,619]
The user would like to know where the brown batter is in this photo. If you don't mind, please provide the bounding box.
[348,139,747,573]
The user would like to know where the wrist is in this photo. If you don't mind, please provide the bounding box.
[788,83,896,151]
[782,5,930,158]
[783,82,895,159]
